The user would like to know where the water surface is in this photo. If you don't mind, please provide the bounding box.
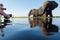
[0,18,60,40]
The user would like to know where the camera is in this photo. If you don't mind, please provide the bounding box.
[4,14,12,23]
[9,14,12,17]
[4,14,12,19]
[1,8,6,10]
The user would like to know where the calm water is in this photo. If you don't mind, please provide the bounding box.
[0,18,60,40]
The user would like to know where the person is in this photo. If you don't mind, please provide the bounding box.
[0,4,10,19]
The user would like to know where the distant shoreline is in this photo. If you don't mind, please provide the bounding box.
[12,16,60,18]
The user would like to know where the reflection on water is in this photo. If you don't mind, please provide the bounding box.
[0,18,60,40]
[29,17,58,35]
[0,19,12,37]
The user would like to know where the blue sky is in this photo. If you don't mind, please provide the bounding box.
[0,0,60,16]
